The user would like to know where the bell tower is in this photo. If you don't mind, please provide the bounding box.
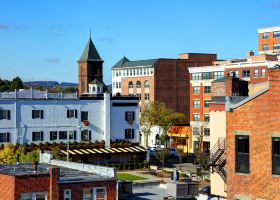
[78,37,103,95]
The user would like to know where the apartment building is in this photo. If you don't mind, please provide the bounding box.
[258,26,280,55]
[112,53,217,120]
[0,152,117,200]
[225,65,280,200]
[188,54,278,153]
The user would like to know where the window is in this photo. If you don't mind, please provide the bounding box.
[242,70,250,78]
[97,87,101,92]
[143,68,146,75]
[0,109,11,120]
[202,72,212,79]
[194,141,200,151]
[67,110,77,118]
[272,137,280,175]
[125,111,135,121]
[32,132,43,141]
[144,80,150,88]
[235,135,249,173]
[129,69,132,76]
[254,69,258,77]
[261,68,266,77]
[59,131,67,140]
[83,188,106,200]
[214,71,223,79]
[81,130,91,141]
[192,73,201,80]
[263,32,269,39]
[81,111,88,121]
[263,44,269,51]
[273,31,280,38]
[64,189,71,200]
[177,138,186,145]
[204,100,211,108]
[204,128,210,136]
[119,82,121,88]
[193,86,200,95]
[144,93,150,100]
[193,128,200,135]
[128,81,133,89]
[32,110,44,119]
[50,131,58,140]
[204,86,211,94]
[193,100,200,108]
[193,114,200,121]
[136,81,141,88]
[125,129,135,139]
[136,93,141,100]
[273,43,280,50]
[235,70,239,77]
[204,114,210,122]
[0,132,10,142]
[21,192,47,200]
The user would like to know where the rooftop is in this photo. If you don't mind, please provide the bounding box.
[112,57,158,69]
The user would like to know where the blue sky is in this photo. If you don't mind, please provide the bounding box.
[0,0,280,84]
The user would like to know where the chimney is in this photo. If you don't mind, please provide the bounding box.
[247,50,254,57]
[32,161,38,172]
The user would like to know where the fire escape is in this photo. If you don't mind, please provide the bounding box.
[207,137,226,181]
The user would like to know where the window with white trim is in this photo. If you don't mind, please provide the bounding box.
[32,110,43,119]
[254,69,258,77]
[125,129,135,139]
[214,71,223,79]
[192,73,201,80]
[193,100,200,108]
[261,68,266,77]
[32,132,43,141]
[67,109,77,118]
[193,114,200,121]
[273,43,280,50]
[263,32,269,39]
[273,31,280,38]
[81,130,91,141]
[64,189,71,200]
[0,109,11,120]
[263,44,269,51]
[21,192,47,200]
[0,132,10,143]
[193,86,200,95]
[83,188,106,200]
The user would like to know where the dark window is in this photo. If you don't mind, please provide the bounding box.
[59,131,67,140]
[128,81,133,88]
[112,103,138,107]
[144,93,150,100]
[242,70,250,78]
[50,131,58,140]
[193,114,200,121]
[136,93,141,100]
[273,31,280,38]
[273,43,280,50]
[263,44,269,51]
[125,129,134,139]
[263,32,269,39]
[32,110,44,119]
[32,132,43,141]
[204,114,210,122]
[272,137,280,175]
[81,111,88,121]
[204,100,211,108]
[235,135,249,173]
[177,138,186,145]
[125,111,135,121]
[204,86,211,94]
[136,81,141,88]
[202,72,212,80]
[81,130,91,141]
[204,128,210,136]
[0,109,11,120]
[0,132,10,142]
[67,110,77,118]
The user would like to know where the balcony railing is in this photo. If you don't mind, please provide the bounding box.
[0,89,78,100]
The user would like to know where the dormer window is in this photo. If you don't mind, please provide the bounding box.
[97,87,101,92]
[92,87,96,92]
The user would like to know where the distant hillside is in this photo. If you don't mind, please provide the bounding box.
[23,81,78,88]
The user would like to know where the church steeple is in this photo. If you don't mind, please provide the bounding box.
[79,38,103,62]
[78,37,104,95]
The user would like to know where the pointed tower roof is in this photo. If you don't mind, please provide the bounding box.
[79,38,103,62]
[111,56,130,69]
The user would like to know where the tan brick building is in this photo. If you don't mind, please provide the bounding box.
[225,66,280,200]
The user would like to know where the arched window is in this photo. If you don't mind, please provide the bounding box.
[92,87,96,92]
[136,81,141,88]
[144,80,150,88]
[128,81,133,89]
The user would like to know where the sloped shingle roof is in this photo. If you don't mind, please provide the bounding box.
[112,57,158,69]
[79,38,102,62]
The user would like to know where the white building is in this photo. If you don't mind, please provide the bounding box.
[0,88,140,147]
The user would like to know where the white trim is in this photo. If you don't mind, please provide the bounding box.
[258,26,280,33]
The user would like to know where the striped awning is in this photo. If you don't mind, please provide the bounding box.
[60,146,146,156]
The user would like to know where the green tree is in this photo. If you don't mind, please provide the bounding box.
[10,76,24,91]
[63,87,77,93]
[0,144,16,164]
[140,101,186,147]
[155,149,169,169]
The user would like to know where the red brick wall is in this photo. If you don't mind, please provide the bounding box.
[0,174,15,200]
[60,180,117,200]
[226,68,280,200]
[50,167,60,200]
[259,32,280,52]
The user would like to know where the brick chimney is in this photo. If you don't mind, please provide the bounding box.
[49,167,60,200]
[247,50,254,57]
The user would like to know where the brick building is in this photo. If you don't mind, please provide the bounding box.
[112,53,217,120]
[0,153,117,200]
[225,66,280,200]
[258,26,280,55]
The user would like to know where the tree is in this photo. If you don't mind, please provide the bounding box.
[176,148,186,164]
[63,87,77,93]
[140,101,186,147]
[10,76,24,91]
[0,144,16,164]
[155,149,169,168]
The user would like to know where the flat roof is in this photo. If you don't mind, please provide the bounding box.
[0,163,115,183]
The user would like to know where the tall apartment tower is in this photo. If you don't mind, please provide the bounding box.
[78,37,104,94]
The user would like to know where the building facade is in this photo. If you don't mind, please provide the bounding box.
[0,89,139,146]
[225,66,280,200]
[258,26,280,55]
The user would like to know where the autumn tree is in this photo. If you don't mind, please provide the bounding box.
[155,148,169,168]
[140,101,186,147]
